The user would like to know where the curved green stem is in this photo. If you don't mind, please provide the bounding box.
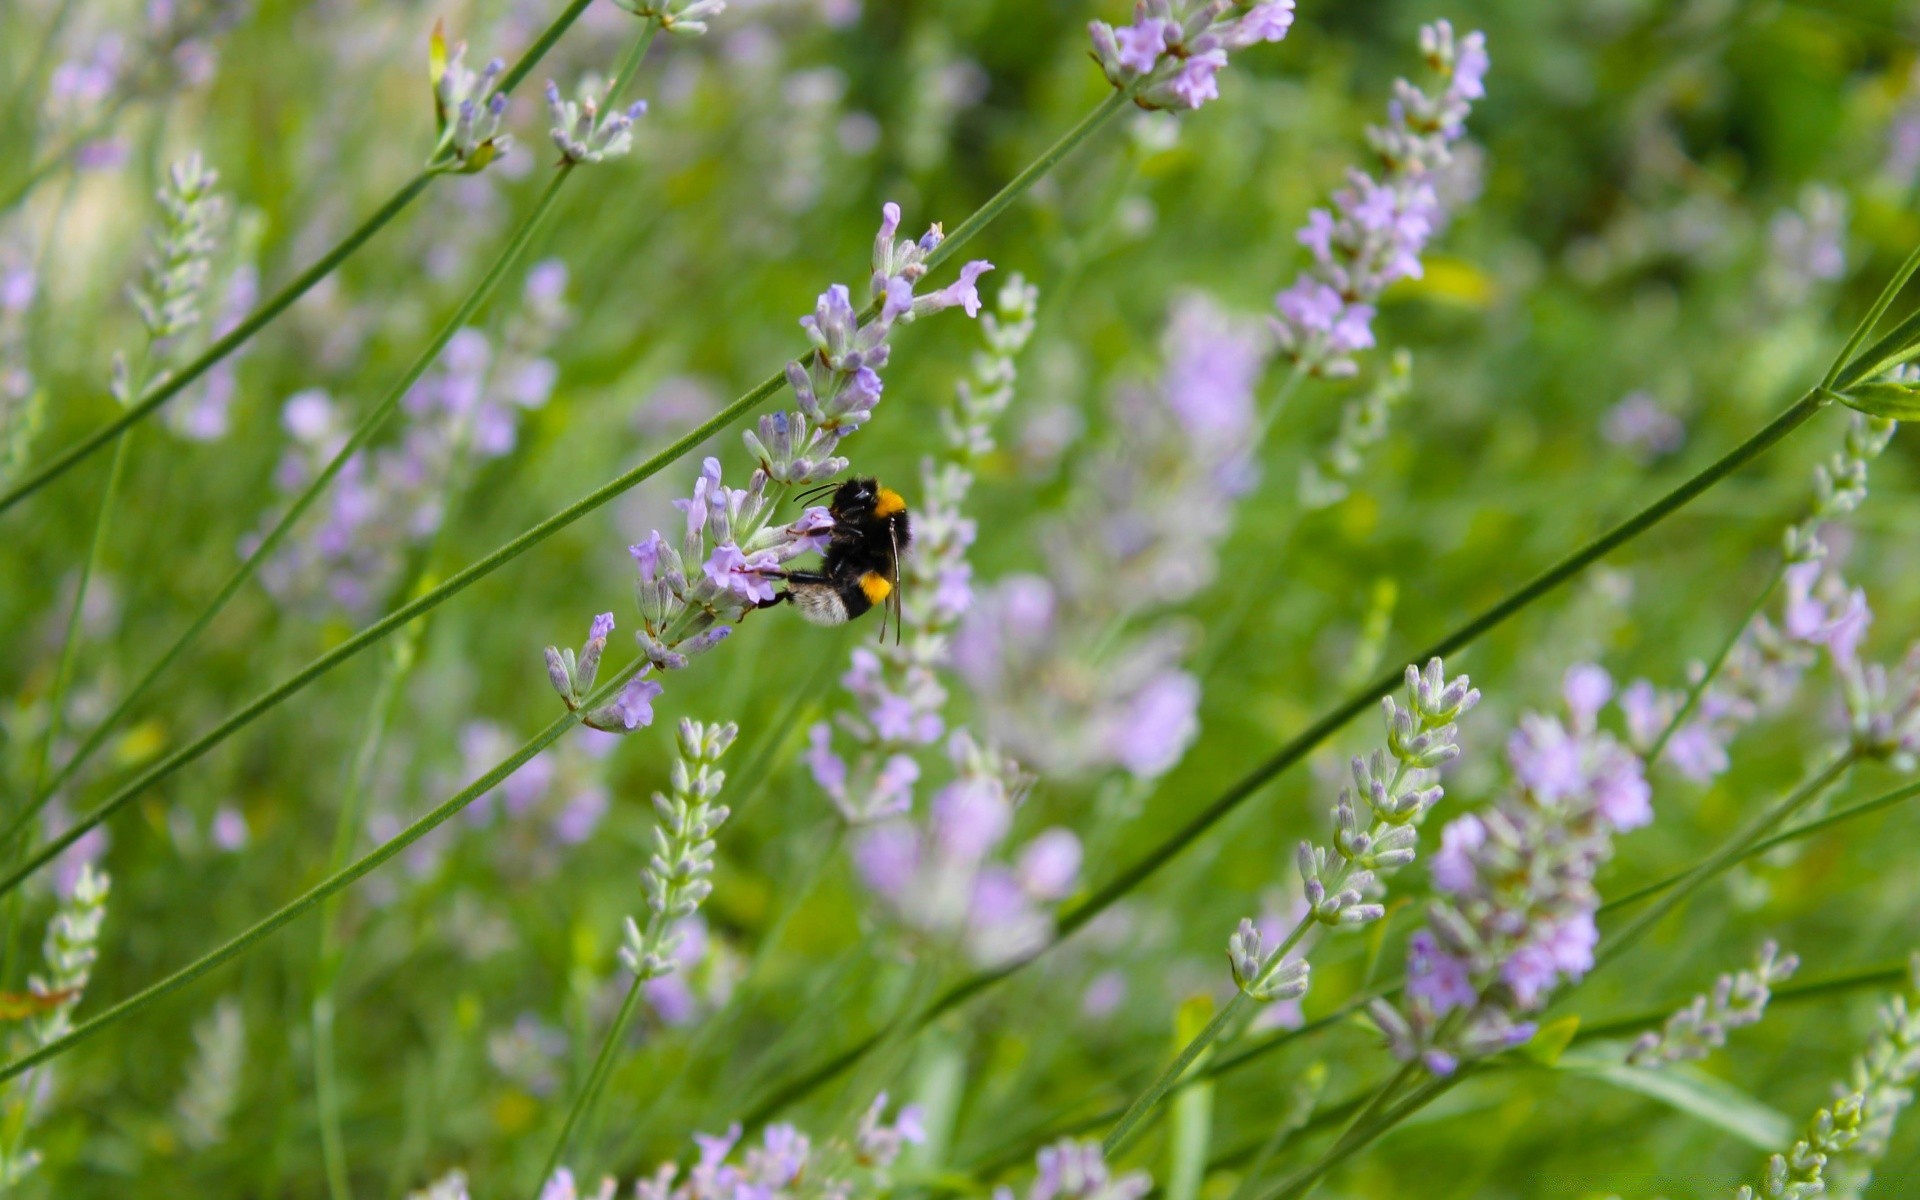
[0,0,608,516]
[27,433,131,801]
[0,656,647,1087]
[312,631,419,1200]
[536,976,647,1193]
[1644,571,1781,763]
[1105,993,1248,1158]
[1588,751,1856,977]
[741,389,1831,1127]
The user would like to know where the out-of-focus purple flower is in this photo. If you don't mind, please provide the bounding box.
[1106,671,1201,780]
[1271,22,1488,377]
[1602,391,1685,461]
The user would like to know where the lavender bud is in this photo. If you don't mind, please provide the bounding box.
[544,646,575,703]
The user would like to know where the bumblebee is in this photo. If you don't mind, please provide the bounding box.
[760,477,911,637]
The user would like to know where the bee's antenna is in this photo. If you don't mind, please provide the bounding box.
[792,480,839,507]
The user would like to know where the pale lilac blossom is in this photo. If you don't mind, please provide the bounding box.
[1089,1,1297,112]
[1271,22,1488,377]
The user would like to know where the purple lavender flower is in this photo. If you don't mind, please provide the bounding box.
[1373,664,1652,1072]
[993,1140,1152,1200]
[1602,390,1686,461]
[853,732,1079,967]
[259,265,570,618]
[1089,1,1296,112]
[1271,21,1488,377]
[622,1094,922,1200]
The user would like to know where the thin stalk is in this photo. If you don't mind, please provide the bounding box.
[1824,236,1920,390]
[27,433,131,801]
[742,389,1831,1125]
[1105,993,1248,1157]
[1644,572,1780,762]
[0,66,1126,897]
[0,0,607,515]
[312,631,419,1200]
[919,90,1130,279]
[2,166,574,849]
[1260,1074,1458,1200]
[1602,776,1920,915]
[0,657,649,1086]
[538,976,647,1191]
[1590,751,1855,975]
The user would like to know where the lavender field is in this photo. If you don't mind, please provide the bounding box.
[5,0,1920,1196]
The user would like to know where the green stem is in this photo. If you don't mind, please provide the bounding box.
[0,64,1121,896]
[1,166,573,853]
[1105,993,1247,1158]
[1261,1074,1458,1200]
[1644,572,1781,763]
[0,0,607,516]
[1602,776,1920,915]
[1589,751,1855,976]
[0,657,648,1087]
[920,90,1131,278]
[537,976,647,1191]
[739,389,1832,1126]
[27,432,131,800]
[1825,236,1920,390]
[312,632,419,1200]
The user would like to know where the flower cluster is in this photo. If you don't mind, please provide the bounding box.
[1624,415,1896,782]
[0,863,111,1186]
[1736,1095,1867,1200]
[166,252,259,441]
[745,202,993,486]
[1823,958,1920,1197]
[255,261,571,617]
[955,295,1266,782]
[547,80,647,164]
[1764,185,1849,308]
[853,732,1081,966]
[1372,664,1652,1075]
[1627,941,1798,1067]
[619,720,737,986]
[574,203,990,727]
[123,153,226,370]
[431,31,512,171]
[622,0,729,37]
[617,1094,924,1200]
[808,275,1037,824]
[1231,660,1478,1003]
[175,997,245,1149]
[1088,1,1297,111]
[992,1142,1151,1200]
[1271,21,1488,377]
[0,244,38,488]
[1298,348,1412,509]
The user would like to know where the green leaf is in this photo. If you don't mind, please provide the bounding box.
[1519,1015,1580,1066]
[1559,1055,1792,1151]
[1836,382,1920,421]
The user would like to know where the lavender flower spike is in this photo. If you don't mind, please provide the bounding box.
[547,80,647,164]
[745,200,992,485]
[431,31,512,171]
[1272,21,1489,377]
[620,720,737,981]
[121,153,226,388]
[1089,1,1297,112]
[1372,664,1653,1075]
[992,1140,1152,1200]
[1232,659,1477,1004]
[1627,941,1798,1067]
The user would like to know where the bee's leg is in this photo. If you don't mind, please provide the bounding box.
[753,569,830,610]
